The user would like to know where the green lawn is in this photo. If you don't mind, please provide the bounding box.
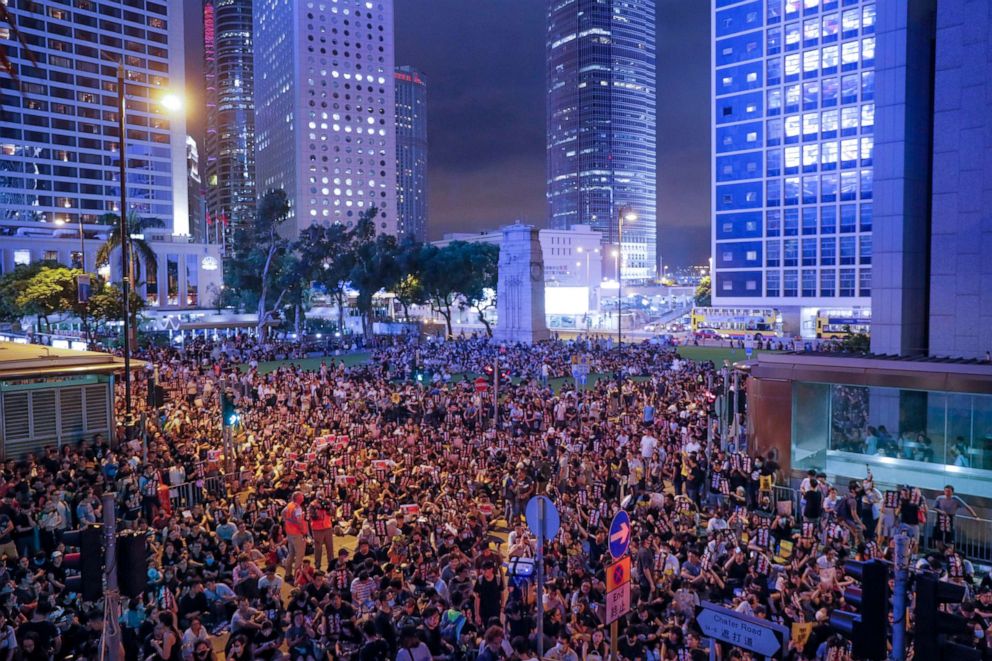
[674,345,764,365]
[240,347,756,379]
[240,351,371,374]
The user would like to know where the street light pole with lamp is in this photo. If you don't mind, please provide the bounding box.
[115,61,184,429]
[615,205,637,346]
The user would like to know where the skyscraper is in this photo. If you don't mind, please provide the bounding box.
[711,0,877,334]
[186,135,206,243]
[546,0,657,281]
[253,0,398,238]
[0,0,190,237]
[203,0,255,250]
[394,66,427,242]
[871,0,992,359]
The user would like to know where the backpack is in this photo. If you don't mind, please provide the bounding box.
[440,609,466,643]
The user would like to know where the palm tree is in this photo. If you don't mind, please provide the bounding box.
[96,212,166,286]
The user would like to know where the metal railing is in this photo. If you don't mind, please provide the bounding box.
[771,484,992,565]
[921,510,992,564]
[773,485,802,520]
[167,475,225,510]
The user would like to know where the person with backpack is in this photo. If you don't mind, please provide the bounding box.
[419,607,455,659]
[440,596,467,647]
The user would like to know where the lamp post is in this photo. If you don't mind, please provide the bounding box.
[615,205,637,346]
[117,63,134,428]
[116,63,183,428]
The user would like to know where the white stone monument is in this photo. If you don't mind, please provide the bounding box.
[493,223,551,344]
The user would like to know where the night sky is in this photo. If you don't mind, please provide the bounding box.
[185,1,711,268]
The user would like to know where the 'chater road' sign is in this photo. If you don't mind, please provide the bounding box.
[695,602,790,658]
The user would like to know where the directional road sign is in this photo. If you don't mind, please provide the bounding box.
[608,510,631,559]
[525,496,561,540]
[695,602,790,659]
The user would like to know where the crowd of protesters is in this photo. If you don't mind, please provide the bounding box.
[0,334,988,661]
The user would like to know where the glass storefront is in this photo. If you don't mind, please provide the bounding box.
[793,382,992,498]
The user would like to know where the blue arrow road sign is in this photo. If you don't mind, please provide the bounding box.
[608,510,631,559]
[525,496,561,540]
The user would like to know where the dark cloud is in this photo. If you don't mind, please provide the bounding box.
[396,0,711,268]
[183,1,711,267]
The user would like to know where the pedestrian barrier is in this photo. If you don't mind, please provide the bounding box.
[773,485,802,522]
[921,510,992,565]
[168,475,225,510]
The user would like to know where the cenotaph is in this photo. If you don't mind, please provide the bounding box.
[493,223,551,345]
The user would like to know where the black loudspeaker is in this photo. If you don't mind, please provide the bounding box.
[117,531,148,598]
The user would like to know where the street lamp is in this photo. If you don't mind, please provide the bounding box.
[115,63,136,429]
[160,93,183,112]
[576,246,597,285]
[116,62,184,427]
[616,205,637,346]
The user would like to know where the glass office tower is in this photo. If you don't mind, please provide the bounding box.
[547,0,657,281]
[712,0,875,334]
[0,0,189,236]
[203,0,256,250]
[394,66,427,242]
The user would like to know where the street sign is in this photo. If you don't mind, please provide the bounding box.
[608,510,631,559]
[695,602,790,659]
[605,556,631,592]
[474,376,489,393]
[525,496,561,540]
[605,582,631,624]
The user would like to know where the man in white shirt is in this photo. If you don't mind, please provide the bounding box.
[640,431,658,459]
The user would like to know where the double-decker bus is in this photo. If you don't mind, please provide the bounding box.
[690,307,783,340]
[814,309,871,339]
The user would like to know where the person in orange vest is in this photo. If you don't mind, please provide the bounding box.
[309,496,335,572]
[282,491,308,582]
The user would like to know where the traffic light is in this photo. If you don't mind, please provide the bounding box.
[63,525,104,602]
[914,572,980,660]
[220,391,239,427]
[117,531,148,599]
[828,559,888,660]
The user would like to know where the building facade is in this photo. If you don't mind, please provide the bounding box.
[546,0,657,281]
[434,224,604,313]
[186,136,207,243]
[870,0,992,360]
[0,0,190,240]
[711,0,877,335]
[203,0,256,250]
[253,0,398,238]
[394,66,427,242]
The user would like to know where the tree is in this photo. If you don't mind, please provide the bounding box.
[348,211,400,337]
[694,275,712,307]
[224,190,293,337]
[15,266,81,332]
[0,261,61,322]
[419,243,464,337]
[840,327,871,353]
[96,212,166,287]
[392,236,427,322]
[295,221,357,334]
[458,242,500,336]
[86,282,146,343]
